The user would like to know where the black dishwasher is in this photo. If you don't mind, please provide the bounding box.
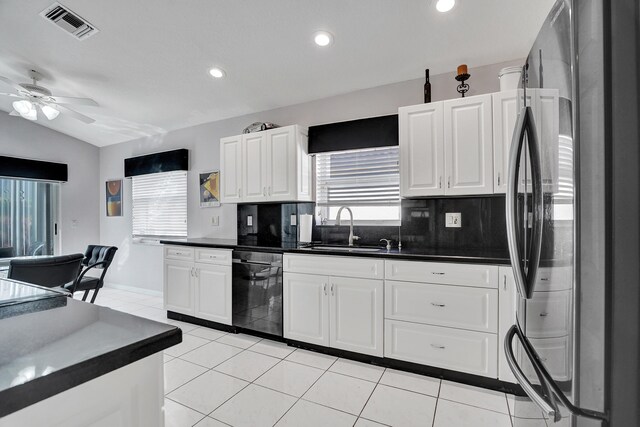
[231,250,283,337]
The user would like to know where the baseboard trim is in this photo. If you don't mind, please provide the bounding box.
[103,282,162,297]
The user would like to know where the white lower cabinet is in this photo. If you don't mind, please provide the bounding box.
[194,264,232,324]
[163,246,232,325]
[498,267,517,383]
[383,259,500,379]
[164,259,194,315]
[385,319,498,377]
[329,276,384,356]
[283,272,329,347]
[283,255,384,357]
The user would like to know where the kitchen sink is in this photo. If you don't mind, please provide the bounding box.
[309,245,382,253]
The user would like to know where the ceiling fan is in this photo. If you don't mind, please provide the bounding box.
[0,69,97,124]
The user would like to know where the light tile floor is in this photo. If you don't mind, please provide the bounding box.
[87,287,549,427]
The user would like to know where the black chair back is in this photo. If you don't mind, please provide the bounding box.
[8,254,84,288]
[83,245,118,269]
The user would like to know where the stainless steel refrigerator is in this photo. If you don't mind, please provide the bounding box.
[503,0,610,425]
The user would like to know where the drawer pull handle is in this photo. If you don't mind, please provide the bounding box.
[431,302,446,308]
[208,255,218,259]
[539,312,549,317]
[431,344,445,349]
[431,272,445,276]
[540,277,549,282]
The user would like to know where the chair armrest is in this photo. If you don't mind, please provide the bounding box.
[68,261,110,294]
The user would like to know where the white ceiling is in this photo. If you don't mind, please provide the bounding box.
[0,0,554,147]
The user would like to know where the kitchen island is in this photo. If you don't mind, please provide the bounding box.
[0,278,181,426]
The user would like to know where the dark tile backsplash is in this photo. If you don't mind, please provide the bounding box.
[238,197,508,253]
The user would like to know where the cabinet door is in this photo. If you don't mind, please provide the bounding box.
[329,276,384,356]
[399,102,445,197]
[498,267,517,383]
[164,259,194,315]
[265,126,296,201]
[220,135,243,202]
[283,272,329,346]
[242,132,267,202]
[194,264,232,325]
[492,91,519,193]
[444,94,493,195]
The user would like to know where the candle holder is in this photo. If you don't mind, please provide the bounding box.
[455,73,470,97]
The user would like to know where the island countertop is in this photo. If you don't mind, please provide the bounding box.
[0,279,181,418]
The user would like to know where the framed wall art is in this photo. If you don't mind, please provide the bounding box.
[199,171,220,207]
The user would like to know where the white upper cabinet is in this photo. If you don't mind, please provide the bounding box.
[492,89,559,194]
[444,94,494,195]
[220,125,312,203]
[220,135,243,202]
[399,102,445,197]
[399,94,493,197]
[242,132,268,202]
[492,90,520,193]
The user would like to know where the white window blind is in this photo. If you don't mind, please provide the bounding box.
[132,171,187,237]
[316,146,400,207]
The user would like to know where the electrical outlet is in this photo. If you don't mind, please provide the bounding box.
[445,212,462,228]
[247,215,253,227]
[211,216,219,226]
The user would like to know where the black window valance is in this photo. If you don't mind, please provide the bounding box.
[124,149,189,177]
[0,156,68,182]
[308,114,398,154]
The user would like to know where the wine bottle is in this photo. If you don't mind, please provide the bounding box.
[424,69,431,103]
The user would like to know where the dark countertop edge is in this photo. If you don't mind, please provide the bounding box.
[0,325,181,418]
[160,239,511,265]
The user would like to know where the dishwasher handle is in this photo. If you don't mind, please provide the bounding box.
[232,258,278,267]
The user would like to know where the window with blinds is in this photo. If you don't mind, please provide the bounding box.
[315,146,400,225]
[132,171,187,237]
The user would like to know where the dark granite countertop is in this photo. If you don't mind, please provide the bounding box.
[0,279,181,417]
[160,237,512,265]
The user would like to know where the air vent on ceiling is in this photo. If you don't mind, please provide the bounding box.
[40,2,99,40]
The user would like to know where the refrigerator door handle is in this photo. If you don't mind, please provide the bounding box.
[506,324,609,423]
[504,325,558,420]
[506,106,544,299]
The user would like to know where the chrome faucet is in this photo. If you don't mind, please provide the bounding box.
[336,206,360,246]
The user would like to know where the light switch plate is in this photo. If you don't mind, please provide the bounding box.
[290,214,297,226]
[445,212,462,228]
[211,216,219,226]
[247,215,253,227]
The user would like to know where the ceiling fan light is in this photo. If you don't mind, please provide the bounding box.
[21,108,37,121]
[12,100,33,115]
[41,105,60,120]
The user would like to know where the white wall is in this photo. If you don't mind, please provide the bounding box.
[99,59,522,292]
[0,114,100,256]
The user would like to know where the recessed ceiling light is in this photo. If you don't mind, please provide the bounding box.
[209,67,226,78]
[436,0,455,13]
[313,31,333,47]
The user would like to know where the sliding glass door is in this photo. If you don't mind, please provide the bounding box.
[0,178,60,258]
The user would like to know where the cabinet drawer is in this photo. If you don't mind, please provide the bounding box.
[522,336,571,382]
[385,260,498,288]
[525,290,571,338]
[385,320,497,378]
[385,280,498,333]
[195,248,232,266]
[284,254,383,279]
[535,266,572,291]
[164,245,195,261]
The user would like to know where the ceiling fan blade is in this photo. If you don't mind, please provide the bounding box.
[50,95,98,107]
[0,76,24,93]
[0,92,21,98]
[55,104,95,124]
